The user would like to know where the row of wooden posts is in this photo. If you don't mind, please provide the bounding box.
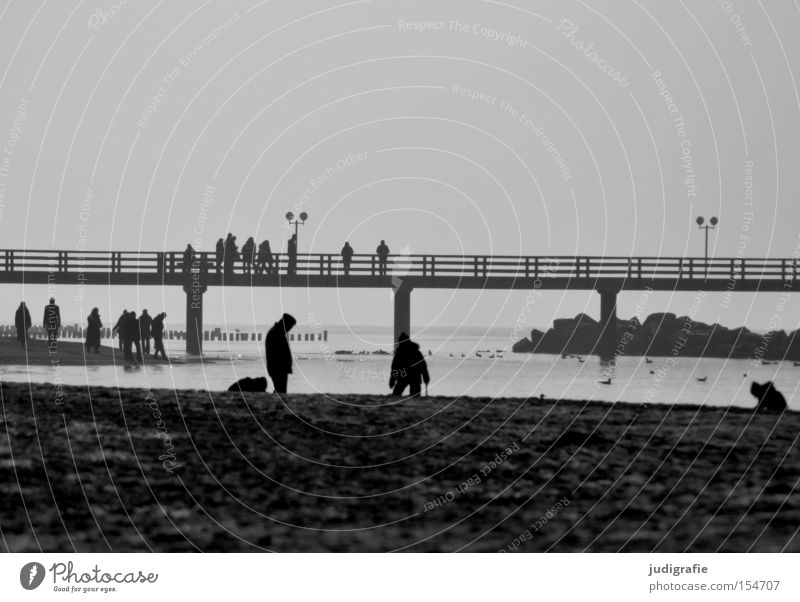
[0,324,327,343]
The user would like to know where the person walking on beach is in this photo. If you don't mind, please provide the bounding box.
[341,242,354,276]
[376,240,390,276]
[256,239,273,275]
[266,313,296,394]
[112,310,128,351]
[15,302,31,348]
[123,311,142,363]
[215,238,224,274]
[139,309,152,355]
[389,332,430,397]
[85,308,103,354]
[42,297,61,346]
[286,234,297,276]
[151,312,167,360]
[241,237,255,274]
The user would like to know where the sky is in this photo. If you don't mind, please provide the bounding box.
[0,0,798,336]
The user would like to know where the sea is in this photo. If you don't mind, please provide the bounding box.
[2,324,797,410]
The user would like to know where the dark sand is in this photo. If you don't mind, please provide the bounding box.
[0,337,120,366]
[0,337,215,366]
[1,382,798,552]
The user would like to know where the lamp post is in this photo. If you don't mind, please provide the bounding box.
[285,212,308,276]
[696,216,718,263]
[285,211,308,245]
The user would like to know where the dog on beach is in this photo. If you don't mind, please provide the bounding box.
[750,381,787,413]
[228,376,268,393]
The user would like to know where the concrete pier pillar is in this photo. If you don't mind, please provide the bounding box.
[597,288,619,358]
[393,283,412,346]
[183,280,207,355]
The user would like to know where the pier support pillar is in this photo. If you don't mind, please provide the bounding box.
[393,283,413,346]
[183,280,207,355]
[597,288,619,358]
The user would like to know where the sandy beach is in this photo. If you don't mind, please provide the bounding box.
[0,337,124,366]
[0,337,223,367]
[0,382,797,552]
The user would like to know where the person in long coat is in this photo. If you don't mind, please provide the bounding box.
[85,308,103,353]
[42,297,61,345]
[265,313,296,393]
[241,237,255,274]
[112,310,128,351]
[376,240,390,276]
[389,332,430,397]
[15,302,31,348]
[256,240,274,275]
[341,242,354,276]
[151,312,167,360]
[123,311,142,363]
[182,244,196,275]
[286,235,298,276]
[223,234,239,277]
[139,309,152,355]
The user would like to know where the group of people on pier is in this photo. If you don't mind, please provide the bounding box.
[180,236,393,278]
[214,234,278,276]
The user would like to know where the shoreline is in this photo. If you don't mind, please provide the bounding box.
[1,382,798,552]
[0,336,145,366]
[2,336,793,370]
[0,337,229,367]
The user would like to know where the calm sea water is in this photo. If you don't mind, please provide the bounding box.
[1,325,797,409]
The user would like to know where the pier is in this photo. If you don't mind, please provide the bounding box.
[0,249,795,355]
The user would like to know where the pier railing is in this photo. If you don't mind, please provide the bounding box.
[0,250,796,281]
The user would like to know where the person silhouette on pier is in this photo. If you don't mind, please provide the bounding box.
[85,308,102,354]
[15,302,31,348]
[42,297,61,346]
[139,309,152,355]
[182,244,196,276]
[223,233,239,278]
[286,234,298,276]
[241,237,255,274]
[389,332,429,397]
[256,239,274,275]
[266,313,296,394]
[215,238,224,274]
[112,310,128,351]
[376,240,390,276]
[151,312,167,360]
[123,311,142,363]
[341,242,354,276]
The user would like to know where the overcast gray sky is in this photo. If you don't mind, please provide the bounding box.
[0,0,798,336]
